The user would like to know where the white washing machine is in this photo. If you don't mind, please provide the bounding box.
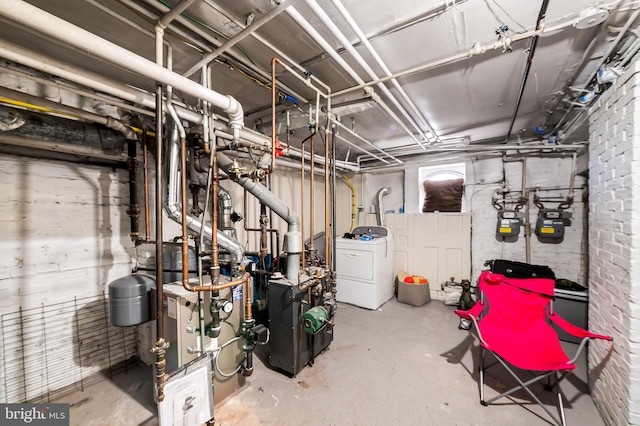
[336,226,394,309]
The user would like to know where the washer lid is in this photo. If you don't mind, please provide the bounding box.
[351,226,390,238]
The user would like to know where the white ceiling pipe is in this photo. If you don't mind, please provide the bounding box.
[331,118,403,164]
[332,18,581,98]
[183,0,304,78]
[201,0,330,93]
[0,40,202,122]
[356,143,587,164]
[131,0,310,103]
[0,64,153,117]
[304,0,430,148]
[0,40,273,149]
[286,7,425,149]
[157,0,198,29]
[329,0,440,143]
[0,0,245,137]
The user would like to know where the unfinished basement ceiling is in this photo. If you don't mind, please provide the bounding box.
[0,0,638,168]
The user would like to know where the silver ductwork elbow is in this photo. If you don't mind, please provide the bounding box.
[164,122,244,264]
[376,187,391,227]
[217,152,302,281]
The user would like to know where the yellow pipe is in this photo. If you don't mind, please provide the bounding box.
[341,175,356,231]
[0,96,152,137]
[0,97,70,115]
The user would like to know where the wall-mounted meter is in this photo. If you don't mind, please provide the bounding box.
[535,209,572,243]
[496,210,524,243]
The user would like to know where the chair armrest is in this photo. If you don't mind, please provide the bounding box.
[455,300,486,321]
[547,309,612,341]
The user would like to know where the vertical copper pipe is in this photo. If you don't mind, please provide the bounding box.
[155,85,164,341]
[270,58,278,175]
[211,150,220,283]
[324,131,330,269]
[180,135,190,290]
[142,128,151,241]
[245,275,253,321]
[309,133,315,251]
[300,137,306,271]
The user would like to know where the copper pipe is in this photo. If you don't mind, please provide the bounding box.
[180,135,191,293]
[270,58,278,175]
[211,149,220,284]
[142,128,151,241]
[300,135,306,273]
[309,133,315,251]
[324,131,330,268]
[245,273,253,321]
[154,83,164,343]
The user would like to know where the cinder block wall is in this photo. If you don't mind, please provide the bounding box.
[588,60,640,425]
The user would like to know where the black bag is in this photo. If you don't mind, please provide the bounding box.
[484,259,556,280]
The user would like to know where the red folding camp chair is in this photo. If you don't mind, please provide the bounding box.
[455,271,612,426]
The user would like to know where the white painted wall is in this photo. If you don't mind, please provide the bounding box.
[588,60,640,426]
[0,154,136,402]
[360,155,586,285]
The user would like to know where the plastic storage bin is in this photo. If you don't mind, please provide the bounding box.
[553,287,588,344]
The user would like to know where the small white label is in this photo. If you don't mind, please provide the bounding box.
[232,285,243,302]
[167,297,177,319]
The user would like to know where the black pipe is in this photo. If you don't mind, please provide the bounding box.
[505,0,550,143]
[127,139,140,241]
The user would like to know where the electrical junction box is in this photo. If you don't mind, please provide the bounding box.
[496,210,524,242]
[535,209,572,243]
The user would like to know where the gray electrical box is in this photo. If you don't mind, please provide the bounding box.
[267,278,333,376]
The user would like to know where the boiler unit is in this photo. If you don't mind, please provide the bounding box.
[138,279,246,405]
[267,277,334,376]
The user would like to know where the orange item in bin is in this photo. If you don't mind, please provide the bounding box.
[397,270,428,284]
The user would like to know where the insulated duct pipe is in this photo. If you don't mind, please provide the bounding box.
[0,0,245,137]
[0,86,137,140]
[217,152,302,281]
[165,122,245,264]
[0,104,128,150]
[376,187,392,227]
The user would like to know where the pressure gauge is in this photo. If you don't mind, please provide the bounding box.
[217,300,233,314]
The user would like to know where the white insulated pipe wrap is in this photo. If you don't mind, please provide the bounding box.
[0,0,244,129]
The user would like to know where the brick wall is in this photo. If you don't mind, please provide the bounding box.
[466,155,586,283]
[588,60,640,426]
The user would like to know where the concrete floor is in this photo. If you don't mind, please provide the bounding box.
[58,299,605,426]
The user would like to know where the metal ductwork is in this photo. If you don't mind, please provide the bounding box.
[376,187,392,227]
[164,122,244,264]
[216,152,302,281]
[0,105,127,150]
